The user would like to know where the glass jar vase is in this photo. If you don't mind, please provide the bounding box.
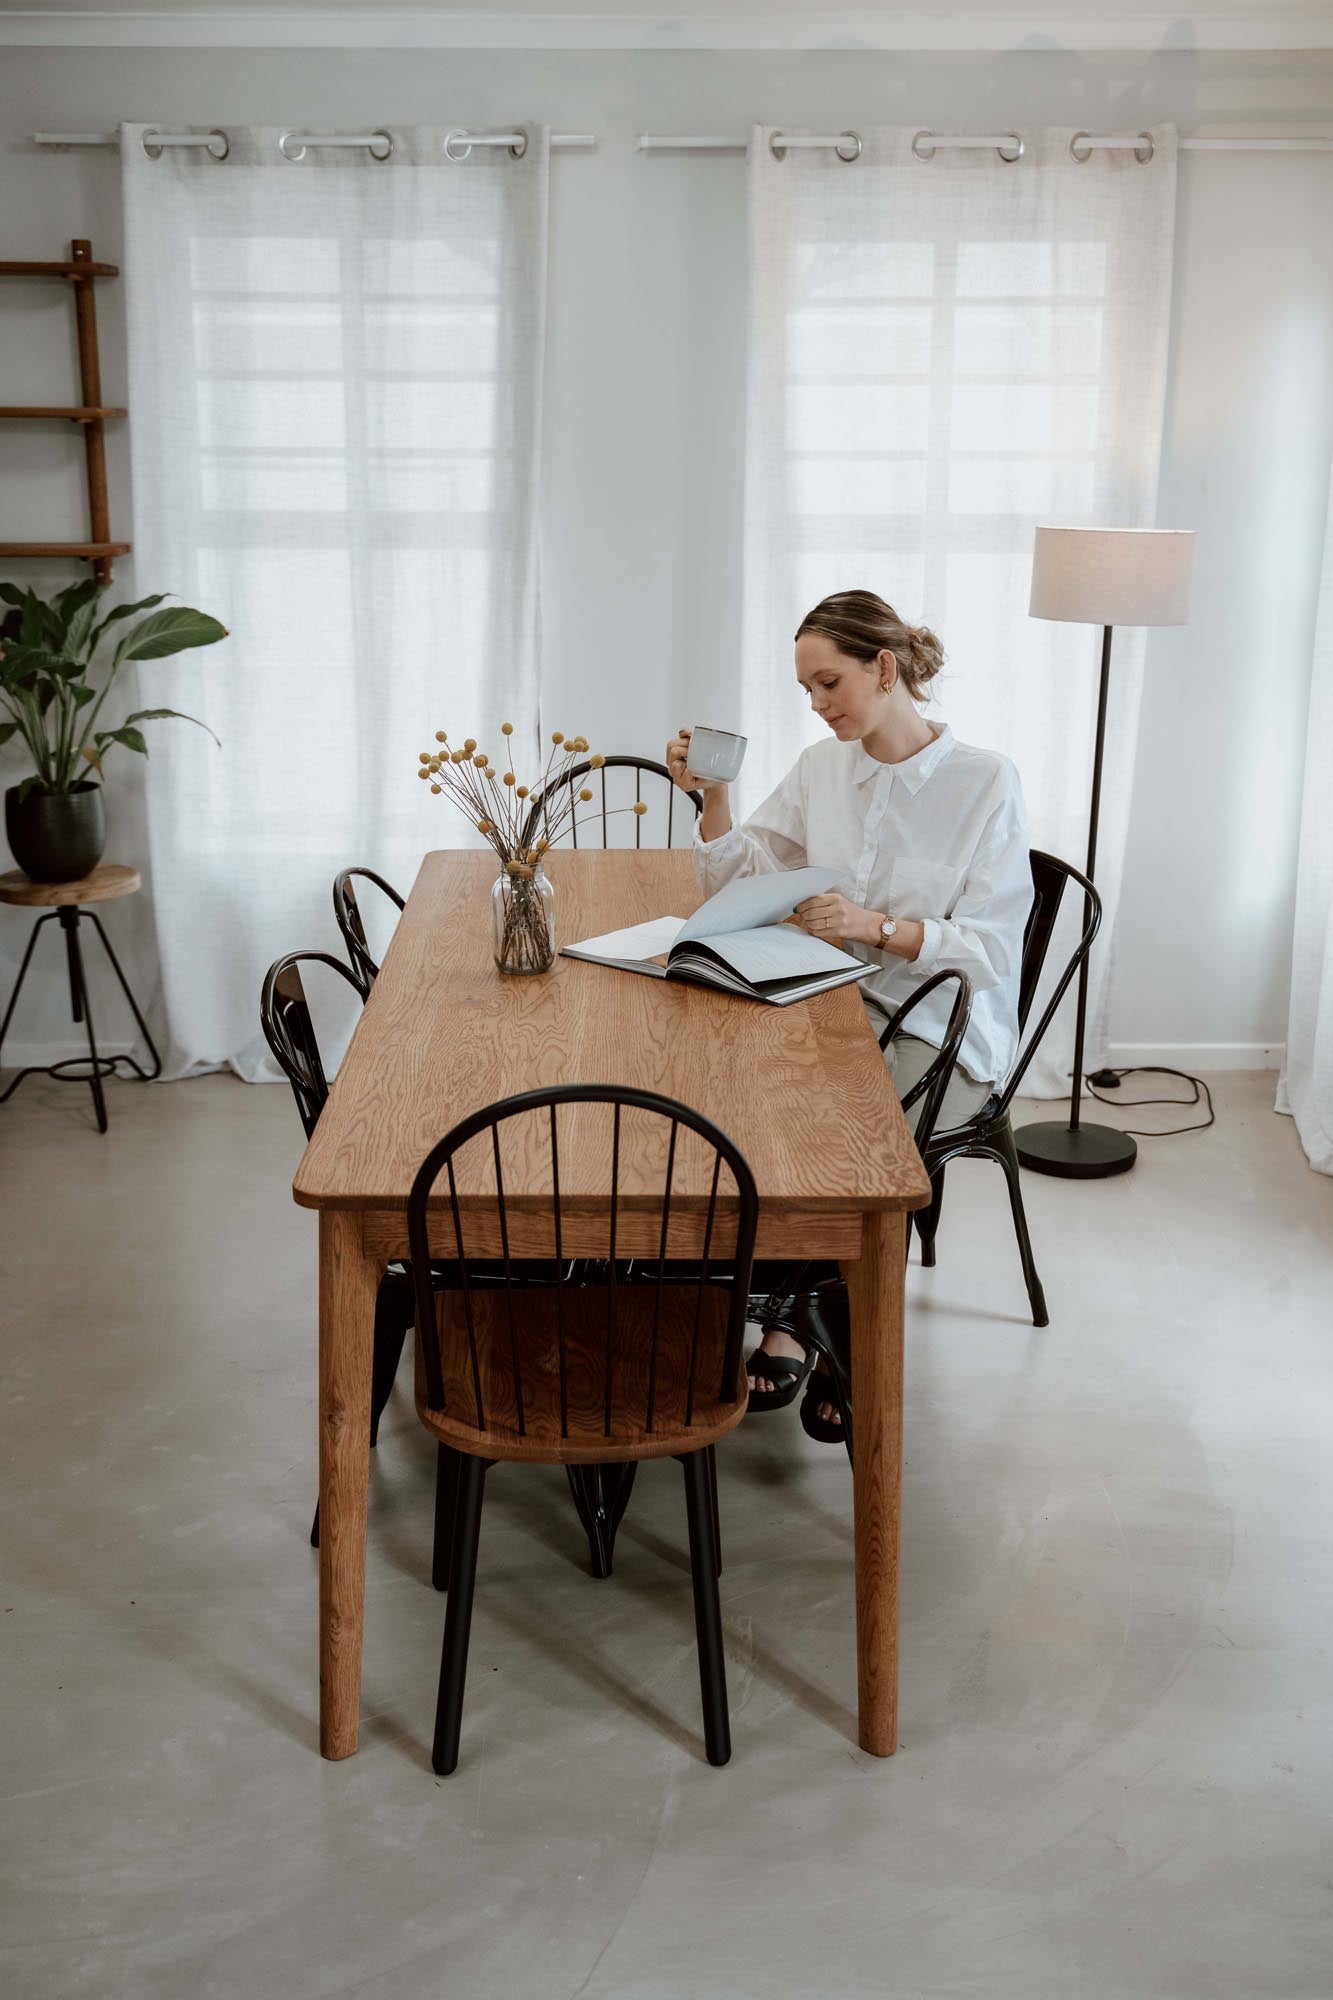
[492,861,556,975]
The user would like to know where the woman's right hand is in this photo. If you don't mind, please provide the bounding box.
[666,727,727,795]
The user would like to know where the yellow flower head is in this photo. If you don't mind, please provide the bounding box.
[536,838,549,853]
[579,787,593,802]
[589,753,605,769]
[552,731,564,745]
[419,751,431,764]
[516,785,529,798]
[435,730,447,743]
[633,800,648,816]
[417,767,429,779]
[473,753,486,767]
[430,783,442,794]
[477,818,492,834]
[464,738,477,753]
[453,749,467,763]
[501,721,514,736]
[504,771,516,786]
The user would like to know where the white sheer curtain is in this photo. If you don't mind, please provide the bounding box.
[742,126,1177,1093]
[120,123,549,1077]
[1278,460,1333,1172]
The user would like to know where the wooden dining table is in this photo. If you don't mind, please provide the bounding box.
[293,847,930,1760]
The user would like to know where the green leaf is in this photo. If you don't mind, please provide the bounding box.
[88,592,170,653]
[51,577,101,628]
[121,705,221,748]
[0,583,26,608]
[113,606,228,667]
[0,720,18,746]
[63,595,100,662]
[70,684,97,708]
[95,724,150,756]
[16,773,46,804]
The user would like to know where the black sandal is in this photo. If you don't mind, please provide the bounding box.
[799,1367,848,1444]
[744,1341,815,1413]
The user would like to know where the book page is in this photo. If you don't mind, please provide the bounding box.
[691,922,861,983]
[675,866,842,946]
[563,916,687,963]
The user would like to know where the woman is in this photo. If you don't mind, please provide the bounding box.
[665,588,1032,1440]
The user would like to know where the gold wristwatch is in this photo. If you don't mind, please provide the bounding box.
[879,915,898,946]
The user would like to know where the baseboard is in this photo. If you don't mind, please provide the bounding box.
[2,1038,137,1070]
[1104,1042,1284,1072]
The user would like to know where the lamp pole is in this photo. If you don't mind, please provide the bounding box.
[1016,620,1138,1179]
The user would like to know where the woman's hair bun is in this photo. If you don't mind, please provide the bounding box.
[794,589,945,703]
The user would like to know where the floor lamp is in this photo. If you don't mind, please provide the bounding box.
[1017,525,1195,1180]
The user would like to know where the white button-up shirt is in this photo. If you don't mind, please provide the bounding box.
[693,725,1032,1085]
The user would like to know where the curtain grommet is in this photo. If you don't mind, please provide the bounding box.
[912,130,937,162]
[1070,131,1092,163]
[141,129,163,160]
[835,131,862,163]
[997,133,1024,163]
[206,131,230,160]
[443,129,474,163]
[768,131,788,161]
[1134,131,1155,164]
[508,130,528,160]
[368,131,394,161]
[279,131,306,162]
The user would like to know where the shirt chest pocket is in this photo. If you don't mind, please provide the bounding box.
[887,858,960,919]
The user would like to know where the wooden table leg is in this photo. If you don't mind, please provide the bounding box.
[842,1207,906,1757]
[319,1209,380,1760]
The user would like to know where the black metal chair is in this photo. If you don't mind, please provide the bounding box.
[523,755,703,850]
[408,1083,759,1774]
[260,951,417,1546]
[792,853,1102,1438]
[333,867,405,993]
[752,966,974,1460]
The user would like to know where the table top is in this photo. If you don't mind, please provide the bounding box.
[0,863,140,907]
[293,849,929,1216]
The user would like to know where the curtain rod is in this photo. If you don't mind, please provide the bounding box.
[637,130,1333,155]
[31,129,597,152]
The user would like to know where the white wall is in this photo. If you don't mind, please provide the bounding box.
[2,46,1332,1070]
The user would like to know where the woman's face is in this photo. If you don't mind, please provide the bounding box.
[795,631,890,743]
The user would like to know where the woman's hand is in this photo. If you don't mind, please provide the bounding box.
[666,727,727,795]
[794,892,882,950]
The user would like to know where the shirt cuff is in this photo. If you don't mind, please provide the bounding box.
[692,821,744,854]
[915,918,943,971]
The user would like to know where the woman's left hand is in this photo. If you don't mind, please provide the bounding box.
[794,892,878,948]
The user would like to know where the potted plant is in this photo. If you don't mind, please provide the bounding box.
[0,579,226,882]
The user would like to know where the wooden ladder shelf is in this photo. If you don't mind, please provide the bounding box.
[0,238,131,587]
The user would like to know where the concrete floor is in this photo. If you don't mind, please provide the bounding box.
[1,1071,1331,1999]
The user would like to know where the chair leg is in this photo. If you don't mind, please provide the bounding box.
[433,1443,461,1590]
[566,1462,638,1578]
[704,1445,722,1579]
[993,1123,1049,1328]
[918,1166,946,1268]
[368,1280,413,1448]
[680,1450,730,1766]
[432,1455,487,1775]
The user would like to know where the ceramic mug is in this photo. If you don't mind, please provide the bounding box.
[686,726,748,785]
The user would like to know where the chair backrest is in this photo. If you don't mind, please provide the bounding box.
[407,1084,759,1454]
[260,950,365,1139]
[997,849,1103,1113]
[333,867,405,992]
[522,756,703,851]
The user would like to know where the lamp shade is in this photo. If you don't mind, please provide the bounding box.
[1029,526,1195,627]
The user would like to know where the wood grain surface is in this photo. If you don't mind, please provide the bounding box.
[0,863,140,907]
[294,850,930,1217]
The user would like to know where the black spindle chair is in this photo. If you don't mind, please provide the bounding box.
[333,867,405,993]
[523,756,703,850]
[261,951,418,1547]
[794,852,1102,1436]
[408,1084,759,1775]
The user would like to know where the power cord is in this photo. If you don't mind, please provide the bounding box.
[1085,1065,1214,1138]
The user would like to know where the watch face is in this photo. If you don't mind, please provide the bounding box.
[881,917,897,940]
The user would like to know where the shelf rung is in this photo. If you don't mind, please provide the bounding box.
[0,406,127,422]
[0,541,132,559]
[0,260,120,280]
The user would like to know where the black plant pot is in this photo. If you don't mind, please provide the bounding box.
[5,780,107,883]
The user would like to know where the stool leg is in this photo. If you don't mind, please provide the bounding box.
[0,911,57,1088]
[86,912,162,1080]
[60,910,107,1134]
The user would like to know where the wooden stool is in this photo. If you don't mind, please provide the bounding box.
[0,864,161,1133]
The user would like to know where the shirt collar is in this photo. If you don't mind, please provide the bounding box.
[849,723,954,793]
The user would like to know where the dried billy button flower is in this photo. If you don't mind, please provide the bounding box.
[464,738,477,752]
[417,768,429,779]
[430,783,441,794]
[516,785,529,799]
[633,801,648,815]
[589,754,606,769]
[578,787,593,801]
[477,819,492,833]
[504,771,516,786]
[501,722,514,736]
[552,731,564,745]
[419,751,431,764]
[435,731,447,743]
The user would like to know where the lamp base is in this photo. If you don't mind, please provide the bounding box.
[1015,1120,1137,1179]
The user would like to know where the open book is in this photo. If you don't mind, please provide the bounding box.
[561,867,874,1007]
